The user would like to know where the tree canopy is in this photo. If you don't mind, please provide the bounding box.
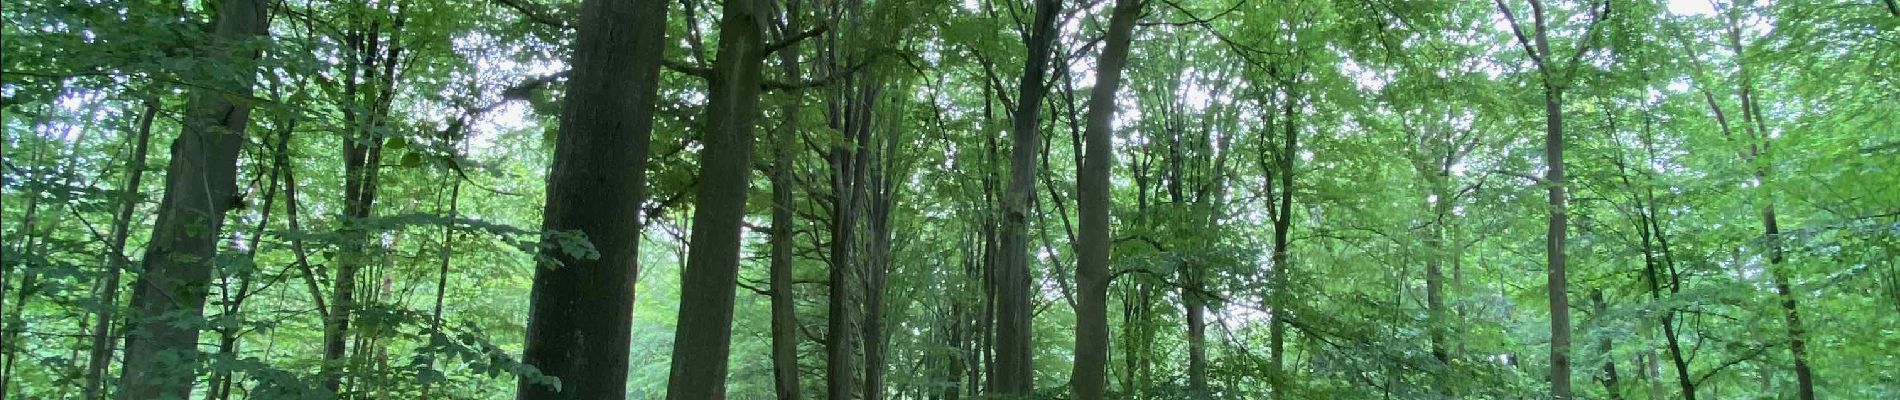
[2,0,1897,399]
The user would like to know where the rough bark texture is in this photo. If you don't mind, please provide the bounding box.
[1069,0,1138,398]
[515,0,668,397]
[994,0,1062,394]
[663,0,768,396]
[116,0,270,398]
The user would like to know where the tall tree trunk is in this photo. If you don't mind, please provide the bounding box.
[1542,85,1573,400]
[769,1,806,398]
[663,0,768,395]
[322,8,406,392]
[1492,1,1606,396]
[515,0,669,397]
[1726,11,1814,395]
[116,0,271,397]
[994,0,1062,394]
[83,100,159,400]
[1267,83,1300,400]
[863,117,902,400]
[1070,0,1138,398]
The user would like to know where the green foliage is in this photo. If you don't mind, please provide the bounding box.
[2,0,1896,399]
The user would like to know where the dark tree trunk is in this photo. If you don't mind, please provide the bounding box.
[515,0,669,397]
[1542,85,1573,400]
[83,100,159,400]
[1267,84,1300,400]
[768,1,807,398]
[1070,0,1138,398]
[863,117,902,400]
[663,0,769,395]
[994,0,1062,394]
[116,0,271,397]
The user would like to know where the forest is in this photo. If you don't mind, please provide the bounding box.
[1,0,1897,398]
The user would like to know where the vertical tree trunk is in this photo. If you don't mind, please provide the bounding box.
[1727,13,1815,395]
[116,0,271,397]
[663,0,768,395]
[863,118,902,400]
[1267,84,1300,400]
[515,0,669,396]
[994,0,1062,394]
[1542,85,1573,400]
[768,2,806,399]
[1592,290,1623,400]
[1070,0,1138,398]
[83,100,159,400]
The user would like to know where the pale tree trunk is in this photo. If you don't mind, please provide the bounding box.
[663,0,768,395]
[116,0,271,397]
[515,0,669,396]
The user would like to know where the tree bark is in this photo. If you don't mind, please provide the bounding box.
[515,0,668,397]
[994,0,1062,394]
[116,0,271,398]
[1070,0,1138,398]
[663,0,769,395]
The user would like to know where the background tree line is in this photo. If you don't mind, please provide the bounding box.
[1,0,1896,399]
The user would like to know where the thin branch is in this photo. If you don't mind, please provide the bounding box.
[1492,0,1545,67]
[489,0,566,29]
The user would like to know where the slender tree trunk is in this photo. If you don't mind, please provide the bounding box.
[1729,16,1815,396]
[83,100,159,400]
[1267,84,1300,400]
[1542,85,1573,399]
[1592,290,1623,400]
[115,0,270,397]
[864,126,901,400]
[769,1,807,398]
[1070,0,1138,398]
[663,0,768,395]
[515,0,668,397]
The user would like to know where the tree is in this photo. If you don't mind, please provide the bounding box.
[663,0,772,394]
[113,0,270,397]
[1493,0,1608,396]
[1070,0,1140,398]
[515,0,669,397]
[994,0,1063,394]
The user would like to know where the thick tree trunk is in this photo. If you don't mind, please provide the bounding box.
[1070,0,1138,398]
[663,0,768,395]
[515,0,668,397]
[83,100,159,400]
[994,0,1062,394]
[116,0,270,398]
